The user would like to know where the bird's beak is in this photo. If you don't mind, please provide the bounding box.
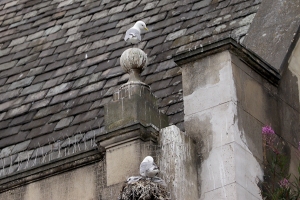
[145,27,148,31]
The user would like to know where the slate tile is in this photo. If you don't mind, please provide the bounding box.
[106,66,124,78]
[126,5,144,17]
[26,66,44,77]
[50,89,79,105]
[144,71,166,84]
[33,103,65,120]
[45,59,67,72]
[12,48,31,60]
[32,71,53,84]
[63,68,87,82]
[46,82,73,97]
[0,118,10,130]
[67,103,92,116]
[8,76,34,90]
[48,109,70,123]
[57,48,76,61]
[6,70,29,84]
[80,53,111,68]
[11,140,31,154]
[29,98,51,111]
[0,124,21,140]
[53,63,79,78]
[103,77,119,88]
[27,122,57,139]
[10,41,30,53]
[168,111,184,125]
[151,78,173,92]
[46,29,67,42]
[55,116,74,130]
[86,72,103,84]
[0,131,28,150]
[20,82,44,96]
[23,90,48,104]
[37,21,56,32]
[4,104,31,119]
[8,36,27,47]
[72,76,90,89]
[78,81,105,96]
[72,108,100,125]
[146,35,167,49]
[39,54,58,66]
[39,48,56,58]
[103,85,118,97]
[75,118,100,134]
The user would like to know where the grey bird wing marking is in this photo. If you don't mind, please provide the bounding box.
[125,28,141,41]
[140,162,152,175]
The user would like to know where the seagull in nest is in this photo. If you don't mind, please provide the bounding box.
[140,156,159,178]
[124,21,148,45]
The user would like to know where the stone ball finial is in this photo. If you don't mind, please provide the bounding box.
[120,48,147,82]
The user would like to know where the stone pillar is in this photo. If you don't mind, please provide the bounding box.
[159,125,198,200]
[181,51,263,200]
[100,48,168,186]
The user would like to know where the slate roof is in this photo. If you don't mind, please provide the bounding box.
[0,0,260,176]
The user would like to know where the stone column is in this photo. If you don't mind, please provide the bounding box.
[181,51,263,200]
[100,48,168,186]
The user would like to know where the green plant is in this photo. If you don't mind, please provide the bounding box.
[261,125,300,200]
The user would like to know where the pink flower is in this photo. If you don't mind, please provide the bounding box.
[262,125,275,135]
[279,178,289,188]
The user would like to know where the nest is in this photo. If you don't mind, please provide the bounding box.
[118,179,170,200]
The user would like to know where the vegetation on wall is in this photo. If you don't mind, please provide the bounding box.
[261,125,300,200]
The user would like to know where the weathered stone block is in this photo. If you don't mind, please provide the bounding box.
[105,84,168,132]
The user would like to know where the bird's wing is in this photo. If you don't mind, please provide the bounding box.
[140,161,153,175]
[124,28,141,41]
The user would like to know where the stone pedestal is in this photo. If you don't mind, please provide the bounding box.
[100,48,168,186]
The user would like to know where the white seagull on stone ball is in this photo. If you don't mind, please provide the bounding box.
[140,156,159,178]
[124,21,148,45]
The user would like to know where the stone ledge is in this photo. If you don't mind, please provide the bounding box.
[174,38,281,86]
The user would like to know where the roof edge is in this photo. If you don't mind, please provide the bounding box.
[174,38,281,86]
[0,149,102,193]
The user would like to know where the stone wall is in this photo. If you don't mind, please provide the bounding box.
[181,45,300,199]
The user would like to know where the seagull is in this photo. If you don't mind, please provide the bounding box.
[126,176,142,184]
[124,21,148,45]
[140,156,159,178]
